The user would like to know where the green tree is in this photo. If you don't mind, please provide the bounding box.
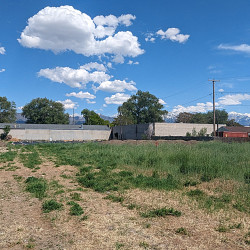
[0,96,16,123]
[22,98,69,124]
[117,90,167,125]
[81,109,109,125]
[206,110,228,124]
[226,119,243,127]
[176,112,194,123]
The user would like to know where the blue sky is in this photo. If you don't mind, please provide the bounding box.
[1,0,250,118]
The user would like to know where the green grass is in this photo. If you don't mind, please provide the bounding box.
[140,207,181,218]
[42,199,63,213]
[68,201,84,216]
[0,150,17,163]
[25,176,48,199]
[5,141,250,213]
[19,147,42,169]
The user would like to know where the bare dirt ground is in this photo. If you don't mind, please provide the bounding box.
[0,143,249,250]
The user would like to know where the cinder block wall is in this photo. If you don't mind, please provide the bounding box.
[154,123,225,136]
[0,129,111,141]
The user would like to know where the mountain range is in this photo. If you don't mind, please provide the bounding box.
[15,112,250,126]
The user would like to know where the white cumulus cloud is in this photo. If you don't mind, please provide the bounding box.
[57,99,78,109]
[0,47,5,55]
[104,93,130,105]
[0,69,5,73]
[93,14,136,38]
[172,102,215,114]
[66,91,96,99]
[38,64,110,88]
[95,80,137,93]
[18,6,143,63]
[156,28,190,43]
[218,94,250,106]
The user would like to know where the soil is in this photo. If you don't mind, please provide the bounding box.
[0,143,249,250]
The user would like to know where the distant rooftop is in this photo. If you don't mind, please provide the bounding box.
[218,126,250,133]
[0,123,110,131]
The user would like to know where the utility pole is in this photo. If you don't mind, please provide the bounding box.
[73,108,75,125]
[208,79,220,137]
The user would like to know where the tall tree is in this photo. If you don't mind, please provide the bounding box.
[0,96,16,123]
[22,98,69,124]
[176,112,194,123]
[81,109,109,125]
[117,90,167,124]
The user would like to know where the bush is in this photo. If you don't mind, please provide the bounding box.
[1,125,10,140]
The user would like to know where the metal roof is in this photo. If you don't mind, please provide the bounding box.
[217,126,250,133]
[0,123,110,131]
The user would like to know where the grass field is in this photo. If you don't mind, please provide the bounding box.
[0,140,249,249]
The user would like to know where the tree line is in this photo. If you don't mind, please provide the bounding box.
[0,92,242,126]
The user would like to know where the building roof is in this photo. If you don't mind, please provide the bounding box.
[217,126,250,133]
[0,123,110,131]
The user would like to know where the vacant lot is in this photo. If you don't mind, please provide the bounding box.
[0,141,249,249]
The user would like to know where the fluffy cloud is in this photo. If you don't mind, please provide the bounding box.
[57,99,78,109]
[145,33,155,43]
[159,99,166,105]
[18,6,143,63]
[66,91,96,99]
[171,94,250,116]
[0,69,5,73]
[38,64,110,88]
[156,28,190,43]
[104,93,130,105]
[172,102,214,114]
[95,80,137,93]
[0,47,5,55]
[93,14,136,38]
[218,44,250,54]
[128,60,139,65]
[218,94,250,105]
[229,111,250,118]
[80,62,107,72]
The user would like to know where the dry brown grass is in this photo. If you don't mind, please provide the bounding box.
[0,144,249,250]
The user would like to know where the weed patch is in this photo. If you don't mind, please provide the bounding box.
[19,148,42,169]
[42,199,63,213]
[140,207,181,218]
[68,201,84,216]
[104,194,124,203]
[175,227,188,235]
[25,176,47,199]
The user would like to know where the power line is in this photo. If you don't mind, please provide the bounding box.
[180,93,212,106]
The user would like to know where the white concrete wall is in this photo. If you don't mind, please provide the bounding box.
[154,123,225,136]
[0,129,111,141]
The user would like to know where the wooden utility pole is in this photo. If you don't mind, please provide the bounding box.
[208,79,220,136]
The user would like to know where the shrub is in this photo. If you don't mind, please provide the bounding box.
[0,125,10,140]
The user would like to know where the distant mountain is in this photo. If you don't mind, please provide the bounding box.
[164,111,250,126]
[16,113,27,124]
[16,113,114,125]
[228,112,250,126]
